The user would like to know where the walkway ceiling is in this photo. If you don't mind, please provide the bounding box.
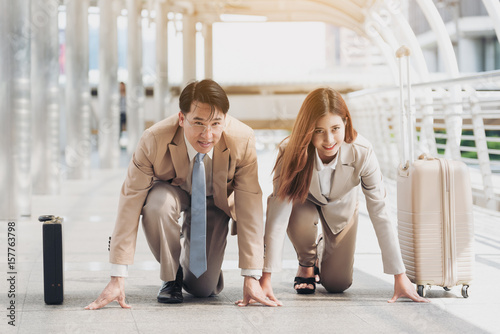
[168,0,373,35]
[85,0,500,83]
[161,0,427,83]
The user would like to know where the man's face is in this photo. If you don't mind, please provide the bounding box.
[178,102,226,154]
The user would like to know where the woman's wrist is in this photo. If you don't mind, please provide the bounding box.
[394,272,406,281]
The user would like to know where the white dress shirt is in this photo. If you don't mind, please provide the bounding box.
[315,148,338,198]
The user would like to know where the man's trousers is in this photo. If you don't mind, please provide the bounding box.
[141,181,230,297]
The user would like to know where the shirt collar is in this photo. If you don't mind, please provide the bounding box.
[184,133,214,161]
[315,148,338,171]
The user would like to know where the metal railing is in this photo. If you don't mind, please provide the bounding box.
[346,70,500,211]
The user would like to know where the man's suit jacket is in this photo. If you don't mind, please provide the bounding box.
[263,134,405,275]
[109,114,264,270]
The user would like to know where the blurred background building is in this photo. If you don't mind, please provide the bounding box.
[1,0,499,220]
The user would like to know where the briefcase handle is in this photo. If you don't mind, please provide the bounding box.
[38,215,55,222]
[38,215,63,224]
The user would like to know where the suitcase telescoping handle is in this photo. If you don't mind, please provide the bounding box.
[396,45,414,170]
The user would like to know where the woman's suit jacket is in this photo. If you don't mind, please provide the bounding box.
[109,114,264,271]
[264,134,405,275]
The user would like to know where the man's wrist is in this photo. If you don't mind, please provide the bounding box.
[244,274,261,281]
[111,263,129,277]
[241,269,261,279]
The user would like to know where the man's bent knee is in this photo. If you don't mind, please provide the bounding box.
[322,278,353,293]
[183,283,219,298]
[143,183,183,218]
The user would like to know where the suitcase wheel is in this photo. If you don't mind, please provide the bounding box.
[461,285,469,298]
[417,285,426,297]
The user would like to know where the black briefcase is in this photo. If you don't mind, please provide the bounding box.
[39,215,64,304]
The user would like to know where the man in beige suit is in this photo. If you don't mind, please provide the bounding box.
[86,79,279,309]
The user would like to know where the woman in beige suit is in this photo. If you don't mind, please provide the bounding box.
[260,87,427,302]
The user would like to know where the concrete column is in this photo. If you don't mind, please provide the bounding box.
[98,0,120,168]
[32,0,60,195]
[0,0,16,220]
[203,22,213,79]
[0,0,33,219]
[183,13,196,86]
[13,1,32,217]
[154,0,169,122]
[126,0,144,155]
[65,0,91,179]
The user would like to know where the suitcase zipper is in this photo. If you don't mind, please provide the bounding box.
[440,159,457,287]
[448,159,458,287]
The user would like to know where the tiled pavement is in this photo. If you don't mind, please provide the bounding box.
[1,131,500,334]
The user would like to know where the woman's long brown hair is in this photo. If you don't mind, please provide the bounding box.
[274,88,357,203]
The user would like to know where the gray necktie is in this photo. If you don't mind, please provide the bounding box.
[190,153,207,278]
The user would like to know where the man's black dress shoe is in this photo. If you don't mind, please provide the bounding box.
[157,267,183,304]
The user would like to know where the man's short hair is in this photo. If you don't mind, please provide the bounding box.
[179,79,230,117]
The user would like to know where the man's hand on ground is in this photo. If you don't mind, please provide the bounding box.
[85,276,131,310]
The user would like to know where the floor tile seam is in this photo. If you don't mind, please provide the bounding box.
[129,307,144,334]
[219,290,237,306]
[16,307,140,315]
[343,304,434,333]
[15,318,139,325]
[333,308,374,329]
[15,251,44,331]
[233,304,266,334]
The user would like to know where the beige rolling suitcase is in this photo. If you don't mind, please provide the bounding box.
[395,46,474,298]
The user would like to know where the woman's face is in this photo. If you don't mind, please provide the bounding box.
[311,113,345,164]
